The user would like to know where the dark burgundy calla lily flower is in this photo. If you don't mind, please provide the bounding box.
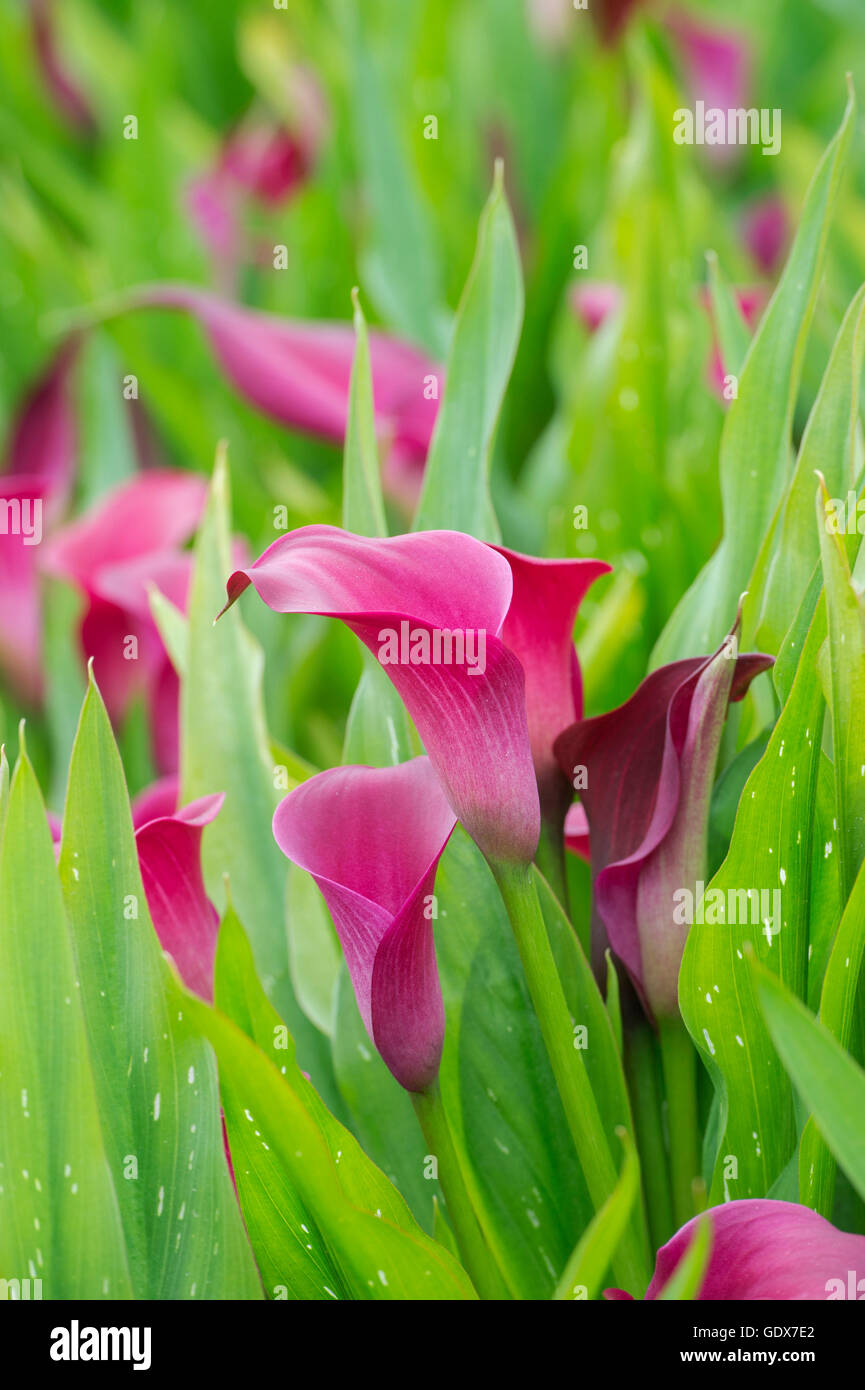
[0,341,79,704]
[222,525,603,866]
[273,757,456,1092]
[607,1199,865,1300]
[555,631,772,1017]
[42,470,208,772]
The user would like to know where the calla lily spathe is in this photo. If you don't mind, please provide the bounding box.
[555,633,772,1017]
[50,776,222,1000]
[607,1199,865,1300]
[135,791,224,1002]
[132,285,441,509]
[273,757,456,1093]
[42,470,208,772]
[222,524,604,866]
[0,340,80,704]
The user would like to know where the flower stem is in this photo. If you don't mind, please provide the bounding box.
[411,1081,510,1300]
[490,859,648,1294]
[658,1015,699,1230]
[534,814,570,913]
[625,1021,674,1251]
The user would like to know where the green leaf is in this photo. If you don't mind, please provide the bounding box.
[757,282,865,654]
[655,1216,713,1301]
[349,19,446,356]
[341,649,417,769]
[706,249,751,382]
[57,674,261,1298]
[604,950,623,1057]
[181,447,336,1099]
[816,470,865,900]
[331,963,433,1225]
[653,84,856,665]
[0,742,133,1299]
[436,833,648,1297]
[412,160,523,540]
[679,601,827,1201]
[553,1131,640,1301]
[43,578,86,810]
[185,909,477,1301]
[800,849,865,1213]
[342,288,388,539]
[147,584,187,679]
[755,962,865,1206]
[0,742,9,848]
[285,862,341,1037]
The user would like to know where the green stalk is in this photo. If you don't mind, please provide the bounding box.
[411,1081,510,1300]
[625,1022,674,1251]
[490,859,648,1294]
[534,813,569,911]
[658,1015,699,1230]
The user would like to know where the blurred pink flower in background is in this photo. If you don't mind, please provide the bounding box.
[28,0,96,136]
[0,340,80,704]
[135,285,441,511]
[666,10,751,165]
[741,194,790,276]
[572,278,768,401]
[187,68,328,285]
[42,470,208,773]
[570,282,622,334]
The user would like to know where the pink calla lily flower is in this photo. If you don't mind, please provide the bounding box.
[0,341,79,703]
[555,631,772,1016]
[135,792,224,1001]
[607,1199,865,1300]
[222,525,604,865]
[130,285,441,509]
[492,545,610,829]
[130,775,181,830]
[50,778,222,999]
[273,757,456,1092]
[42,470,208,772]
